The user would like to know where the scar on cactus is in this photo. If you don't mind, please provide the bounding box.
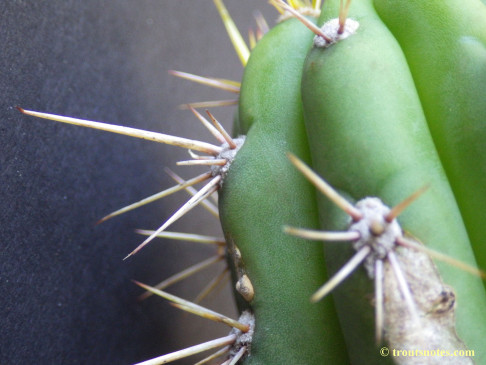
[285,153,484,355]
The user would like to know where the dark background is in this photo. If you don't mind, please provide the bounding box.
[1,1,274,364]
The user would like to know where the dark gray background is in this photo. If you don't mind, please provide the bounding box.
[1,1,274,364]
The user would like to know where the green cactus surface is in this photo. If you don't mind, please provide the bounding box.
[219,15,349,365]
[221,0,486,363]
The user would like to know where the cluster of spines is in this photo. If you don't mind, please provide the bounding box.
[285,154,485,345]
[17,103,247,364]
[16,1,276,363]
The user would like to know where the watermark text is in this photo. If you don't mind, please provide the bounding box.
[380,347,474,358]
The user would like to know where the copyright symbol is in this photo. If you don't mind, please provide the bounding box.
[380,347,389,357]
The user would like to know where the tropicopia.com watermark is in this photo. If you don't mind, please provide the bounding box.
[380,347,475,358]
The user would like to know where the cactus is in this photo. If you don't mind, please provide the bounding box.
[15,0,486,364]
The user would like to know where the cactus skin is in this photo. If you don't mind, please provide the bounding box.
[219,17,349,365]
[373,0,486,279]
[301,0,486,362]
